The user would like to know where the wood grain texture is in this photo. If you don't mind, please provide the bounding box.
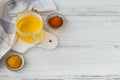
[1,0,120,79]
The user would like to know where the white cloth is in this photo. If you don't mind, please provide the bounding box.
[28,0,57,12]
[2,0,57,23]
[0,0,16,59]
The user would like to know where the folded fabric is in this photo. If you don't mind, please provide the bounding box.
[0,20,15,59]
[1,0,57,23]
[0,0,16,59]
[27,0,57,12]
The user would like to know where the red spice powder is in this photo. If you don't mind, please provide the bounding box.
[48,16,63,28]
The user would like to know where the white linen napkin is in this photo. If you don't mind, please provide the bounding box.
[0,20,16,59]
[0,0,16,59]
[2,0,57,23]
[28,0,57,12]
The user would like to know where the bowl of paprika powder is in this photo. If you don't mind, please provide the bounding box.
[46,13,65,28]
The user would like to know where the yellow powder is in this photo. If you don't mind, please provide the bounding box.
[6,55,22,69]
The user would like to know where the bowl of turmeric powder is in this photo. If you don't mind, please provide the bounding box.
[5,53,24,71]
[46,13,65,28]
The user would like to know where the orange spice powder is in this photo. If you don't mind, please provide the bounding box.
[48,16,63,28]
[6,55,22,69]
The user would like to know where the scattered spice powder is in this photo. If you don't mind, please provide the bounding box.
[48,16,63,28]
[6,55,22,69]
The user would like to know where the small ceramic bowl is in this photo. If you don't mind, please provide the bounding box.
[5,52,25,71]
[46,13,66,28]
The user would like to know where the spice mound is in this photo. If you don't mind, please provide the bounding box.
[6,54,22,70]
[48,16,63,28]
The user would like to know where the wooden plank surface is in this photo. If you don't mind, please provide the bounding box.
[1,0,120,79]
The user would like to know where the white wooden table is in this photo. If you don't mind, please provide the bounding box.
[1,0,120,79]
